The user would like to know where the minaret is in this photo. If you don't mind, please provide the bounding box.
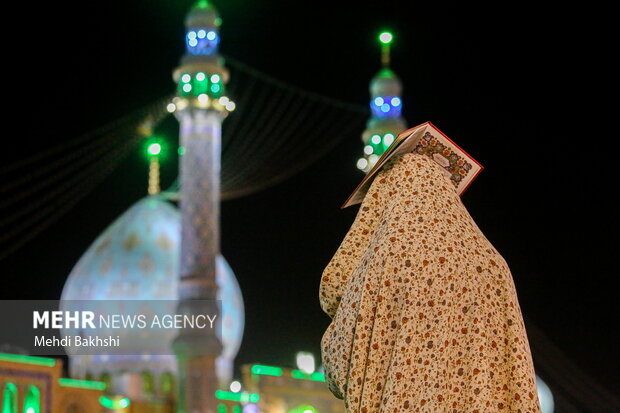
[357,31,407,172]
[170,1,235,412]
[145,137,163,195]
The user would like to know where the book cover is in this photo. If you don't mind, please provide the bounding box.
[342,121,483,208]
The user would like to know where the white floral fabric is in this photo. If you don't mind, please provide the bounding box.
[320,153,541,413]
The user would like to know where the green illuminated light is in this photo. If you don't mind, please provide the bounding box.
[194,76,209,94]
[178,146,186,156]
[148,143,162,156]
[251,364,282,376]
[145,137,166,159]
[99,397,113,409]
[215,390,259,403]
[0,353,56,368]
[178,70,225,99]
[218,404,227,413]
[291,369,309,379]
[310,372,325,382]
[289,405,318,413]
[59,378,106,391]
[99,396,130,409]
[291,370,325,382]
[3,383,17,413]
[23,386,40,413]
[379,31,393,44]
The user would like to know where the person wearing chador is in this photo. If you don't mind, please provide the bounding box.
[319,153,542,412]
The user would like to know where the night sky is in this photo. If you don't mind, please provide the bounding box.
[2,0,617,393]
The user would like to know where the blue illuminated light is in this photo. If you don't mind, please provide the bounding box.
[370,95,403,118]
[186,29,220,56]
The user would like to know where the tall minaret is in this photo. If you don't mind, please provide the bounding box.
[170,1,235,412]
[357,31,407,172]
[145,137,163,195]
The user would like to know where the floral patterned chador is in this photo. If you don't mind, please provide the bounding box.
[320,153,542,412]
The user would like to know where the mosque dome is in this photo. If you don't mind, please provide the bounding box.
[60,196,244,386]
[536,375,555,413]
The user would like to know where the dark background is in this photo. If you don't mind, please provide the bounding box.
[1,0,616,393]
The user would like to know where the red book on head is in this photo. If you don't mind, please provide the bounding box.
[342,122,483,209]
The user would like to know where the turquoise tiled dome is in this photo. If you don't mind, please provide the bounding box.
[60,196,244,385]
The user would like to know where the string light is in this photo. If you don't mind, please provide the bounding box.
[1,59,372,262]
[166,103,176,113]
